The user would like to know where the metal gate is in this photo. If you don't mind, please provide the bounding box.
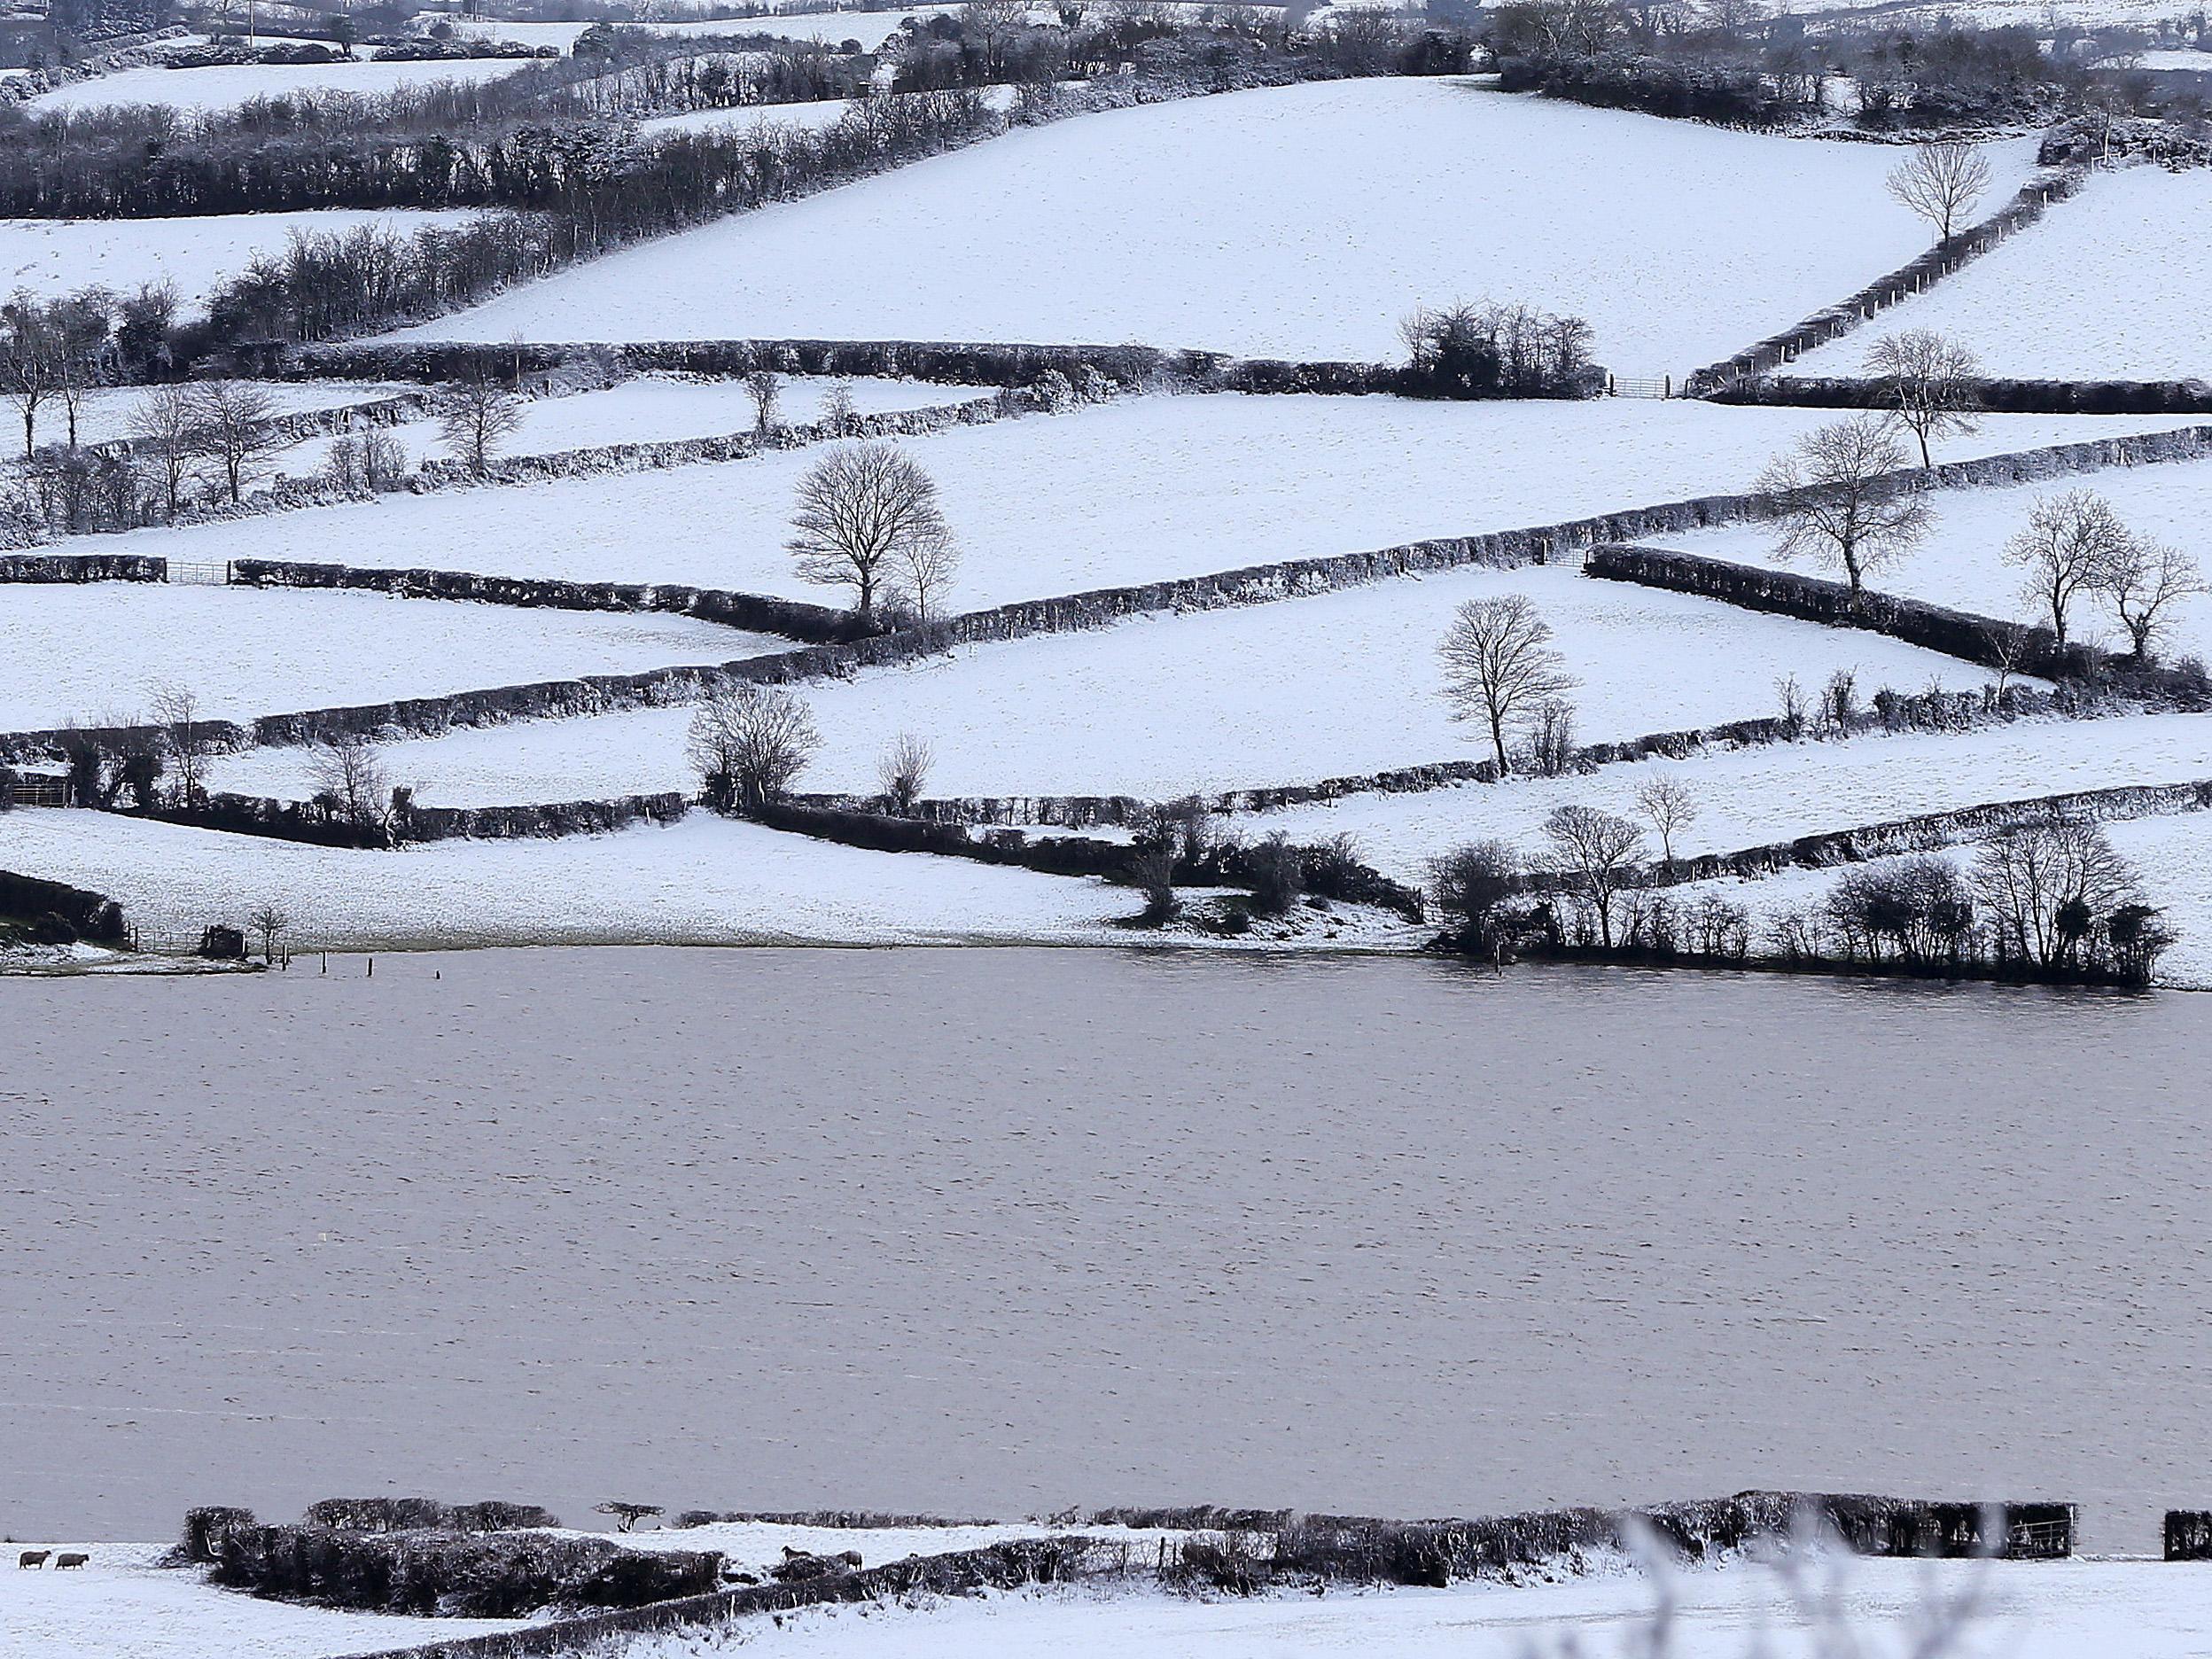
[1608,374,1674,399]
[166,558,231,585]
[5,774,68,807]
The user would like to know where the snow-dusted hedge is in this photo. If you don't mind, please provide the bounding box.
[0,867,127,943]
[231,560,864,646]
[0,551,166,584]
[1714,374,2212,415]
[290,338,1403,397]
[1686,167,2089,394]
[1585,543,2097,677]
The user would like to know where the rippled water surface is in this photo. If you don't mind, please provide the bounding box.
[4,949,2207,1549]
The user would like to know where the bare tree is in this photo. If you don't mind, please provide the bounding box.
[961,0,1029,75]
[2093,535,2206,660]
[1541,804,1646,949]
[185,380,285,504]
[1427,838,1524,960]
[1754,417,1931,599]
[2004,487,2130,650]
[686,682,821,813]
[877,732,932,814]
[129,383,199,520]
[437,377,526,476]
[149,682,209,806]
[0,296,59,458]
[249,903,290,965]
[307,736,388,830]
[744,369,782,435]
[1634,773,1698,866]
[1130,844,1180,926]
[822,380,858,436]
[1886,139,1993,243]
[786,441,957,621]
[895,521,961,623]
[1865,329,1981,467]
[1438,594,1578,775]
[1977,617,2035,705]
[362,428,408,492]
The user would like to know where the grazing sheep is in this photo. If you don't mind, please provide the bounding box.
[17,1550,49,1569]
[53,1552,88,1570]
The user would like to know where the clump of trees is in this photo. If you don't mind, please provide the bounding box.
[1398,300,1600,400]
[686,682,821,813]
[1429,802,2177,987]
[2003,487,2204,658]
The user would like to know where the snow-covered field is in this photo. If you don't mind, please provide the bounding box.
[1234,713,2212,883]
[209,565,1993,803]
[0,807,1138,948]
[602,1559,2212,1659]
[0,209,472,310]
[1666,453,2212,661]
[25,54,537,116]
[0,1541,524,1659]
[397,79,2038,372]
[105,397,2189,607]
[0,584,786,731]
[1783,167,2212,381]
[269,372,990,478]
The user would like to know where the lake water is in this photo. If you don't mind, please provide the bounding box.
[3,948,2207,1553]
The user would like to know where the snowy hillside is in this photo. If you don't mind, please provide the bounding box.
[395,79,2038,373]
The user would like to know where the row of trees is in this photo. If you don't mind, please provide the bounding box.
[1429,808,2176,985]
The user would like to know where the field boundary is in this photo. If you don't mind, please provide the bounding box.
[9,421,2210,769]
[1709,374,2212,416]
[1685,165,2089,396]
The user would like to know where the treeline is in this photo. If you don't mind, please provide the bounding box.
[1488,0,2202,129]
[1430,807,2178,987]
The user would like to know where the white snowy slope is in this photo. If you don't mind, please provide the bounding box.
[1666,452,2212,661]
[602,1557,2212,1659]
[268,373,992,478]
[393,78,2039,371]
[26,55,538,117]
[97,398,2199,607]
[0,210,474,312]
[0,1541,525,1659]
[0,810,1139,948]
[0,585,787,731]
[1782,166,2212,382]
[1234,712,2212,883]
[207,565,1995,804]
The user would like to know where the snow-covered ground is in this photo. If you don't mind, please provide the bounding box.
[25,54,538,116]
[603,1558,2212,1659]
[208,565,1993,803]
[0,1541,525,1659]
[0,584,786,731]
[396,78,2038,373]
[0,210,473,311]
[1664,452,2212,661]
[269,372,991,478]
[1234,712,2212,883]
[1782,167,2212,382]
[0,808,1137,948]
[102,396,2193,608]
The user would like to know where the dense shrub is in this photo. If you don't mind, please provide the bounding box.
[208,1524,721,1616]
